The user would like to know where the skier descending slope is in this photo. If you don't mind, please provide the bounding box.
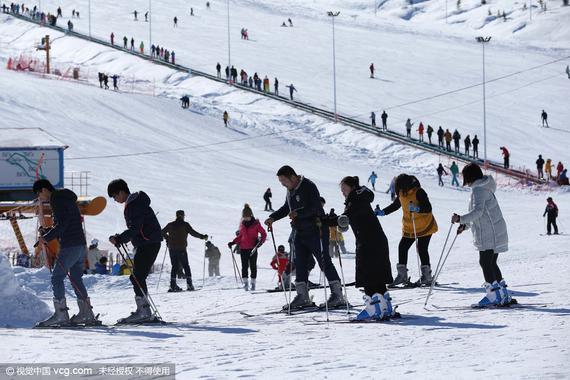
[338,176,395,320]
[265,166,346,310]
[451,163,514,307]
[380,174,438,287]
[34,179,100,327]
[108,179,163,323]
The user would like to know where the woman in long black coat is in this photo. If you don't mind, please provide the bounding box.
[340,176,395,320]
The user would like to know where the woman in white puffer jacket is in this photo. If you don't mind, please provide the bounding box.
[452,163,513,307]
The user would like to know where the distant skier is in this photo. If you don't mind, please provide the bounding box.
[225,65,229,79]
[180,95,190,109]
[229,204,267,291]
[536,154,545,179]
[205,241,221,277]
[559,169,569,186]
[286,84,297,100]
[437,126,444,148]
[437,163,447,187]
[452,129,461,153]
[97,72,103,88]
[405,118,413,138]
[339,176,396,320]
[130,37,135,51]
[263,188,273,211]
[190,8,194,16]
[103,74,109,89]
[472,135,479,158]
[110,32,114,45]
[288,18,293,27]
[111,74,119,91]
[145,11,148,22]
[173,16,178,27]
[223,111,229,127]
[133,10,138,21]
[274,78,279,95]
[123,36,128,49]
[545,158,553,180]
[33,179,99,327]
[379,174,438,287]
[369,63,375,78]
[444,129,452,151]
[500,147,510,169]
[452,163,513,307]
[386,176,396,201]
[417,122,424,142]
[556,161,564,181]
[162,210,208,292]
[543,197,559,235]
[464,135,471,157]
[270,245,289,289]
[139,41,144,54]
[216,62,221,78]
[328,209,348,256]
[370,111,376,128]
[541,109,549,127]
[368,171,378,191]
[381,110,388,131]
[426,125,434,145]
[108,179,163,324]
[566,64,570,79]
[450,161,460,187]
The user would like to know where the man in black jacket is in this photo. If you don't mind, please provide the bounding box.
[34,179,98,327]
[162,210,208,291]
[108,179,162,323]
[265,165,345,310]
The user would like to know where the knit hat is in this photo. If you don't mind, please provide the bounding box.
[176,210,185,217]
[242,204,253,218]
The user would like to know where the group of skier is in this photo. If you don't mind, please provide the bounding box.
[97,72,119,91]
[536,155,567,185]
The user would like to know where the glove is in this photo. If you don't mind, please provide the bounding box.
[376,209,385,217]
[228,242,234,249]
[203,234,209,240]
[337,215,349,232]
[408,204,420,213]
[109,234,120,246]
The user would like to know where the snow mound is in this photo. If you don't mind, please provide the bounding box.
[0,254,51,328]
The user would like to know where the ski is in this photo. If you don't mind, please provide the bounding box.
[303,312,404,325]
[240,304,358,318]
[431,300,551,311]
[115,316,168,326]
[34,323,111,330]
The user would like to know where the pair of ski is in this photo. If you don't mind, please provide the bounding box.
[34,316,169,329]
[432,299,551,311]
[304,311,404,325]
[240,303,357,318]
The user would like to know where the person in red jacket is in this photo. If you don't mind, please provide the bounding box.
[270,245,289,289]
[417,122,425,142]
[228,204,267,290]
[500,147,510,169]
[556,162,564,180]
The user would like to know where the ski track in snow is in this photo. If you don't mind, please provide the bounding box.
[0,2,569,379]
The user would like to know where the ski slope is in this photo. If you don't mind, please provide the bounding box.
[1,3,570,379]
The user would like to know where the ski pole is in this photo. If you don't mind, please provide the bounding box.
[117,243,163,321]
[228,247,239,286]
[424,232,458,307]
[202,241,207,289]
[269,226,289,306]
[287,229,296,315]
[336,240,351,319]
[431,223,453,281]
[156,245,169,291]
[410,203,421,279]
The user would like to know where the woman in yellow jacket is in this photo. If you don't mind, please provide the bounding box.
[545,158,552,181]
[380,174,438,286]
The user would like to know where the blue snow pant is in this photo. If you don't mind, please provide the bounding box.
[293,228,340,283]
[451,174,460,186]
[52,245,88,300]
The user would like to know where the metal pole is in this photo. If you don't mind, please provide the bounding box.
[374,0,377,16]
[149,0,152,50]
[328,11,340,122]
[227,0,231,83]
[529,0,532,21]
[445,0,448,24]
[482,41,487,164]
[88,0,91,37]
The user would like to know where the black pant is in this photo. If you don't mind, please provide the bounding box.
[240,249,258,279]
[364,283,387,297]
[446,141,451,151]
[264,199,272,211]
[131,243,160,297]
[547,216,558,234]
[479,250,503,283]
[438,175,444,186]
[438,138,443,148]
[169,249,192,284]
[473,146,478,158]
[398,235,431,266]
[504,157,509,169]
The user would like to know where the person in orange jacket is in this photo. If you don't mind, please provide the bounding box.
[556,161,564,180]
[270,245,289,289]
[417,122,425,142]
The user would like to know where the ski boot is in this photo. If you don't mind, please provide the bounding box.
[418,265,433,287]
[498,279,513,305]
[389,264,409,287]
[36,298,70,327]
[117,296,153,324]
[250,278,256,291]
[283,282,314,310]
[243,278,249,291]
[379,292,398,319]
[70,297,100,326]
[355,294,382,321]
[474,282,502,308]
[319,280,347,309]
[168,283,183,293]
[187,280,195,291]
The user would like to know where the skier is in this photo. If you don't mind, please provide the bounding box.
[263,188,273,211]
[87,239,105,273]
[536,154,545,179]
[369,63,375,78]
[556,161,564,181]
[67,20,73,32]
[103,74,109,90]
[452,163,513,307]
[57,6,62,17]
[130,37,135,51]
[173,16,178,27]
[270,245,289,289]
[111,75,119,91]
[472,135,479,158]
[452,129,461,154]
[559,169,569,186]
[288,18,293,27]
[223,111,229,127]
[123,36,128,49]
[427,125,434,145]
[543,197,559,235]
[368,171,378,191]
[541,109,549,127]
[171,51,175,64]
[133,10,138,21]
[500,147,510,169]
[274,78,279,95]
[566,64,570,79]
[263,76,270,93]
[370,111,376,128]
[450,161,460,187]
[265,165,346,309]
[381,110,388,131]
[110,32,114,45]
[229,204,267,291]
[190,8,194,16]
[97,72,103,88]
[339,176,395,320]
[387,176,396,201]
[545,158,553,180]
[378,174,438,287]
[33,179,99,327]
[444,129,452,152]
[328,209,348,256]
[162,210,208,292]
[464,135,471,157]
[139,41,144,54]
[286,84,297,100]
[437,163,447,187]
[405,118,413,138]
[417,122,424,142]
[216,62,221,78]
[108,179,163,323]
[205,241,221,277]
[145,11,148,22]
[225,65,229,79]
[437,126,444,148]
